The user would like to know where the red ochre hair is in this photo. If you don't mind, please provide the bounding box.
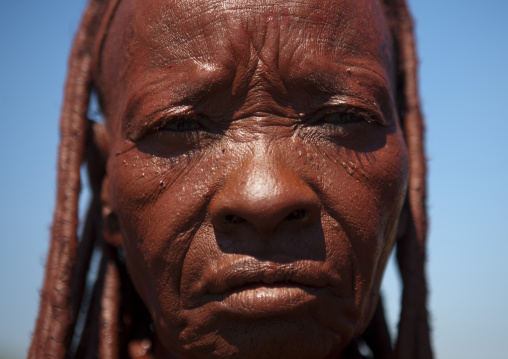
[29,0,432,358]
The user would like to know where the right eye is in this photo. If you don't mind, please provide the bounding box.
[137,114,220,158]
[159,117,202,132]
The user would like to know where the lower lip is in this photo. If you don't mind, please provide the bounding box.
[216,284,319,317]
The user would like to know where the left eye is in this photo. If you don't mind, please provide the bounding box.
[323,112,362,125]
[160,117,202,132]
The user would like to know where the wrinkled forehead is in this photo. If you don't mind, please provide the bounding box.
[134,0,389,58]
[100,0,393,84]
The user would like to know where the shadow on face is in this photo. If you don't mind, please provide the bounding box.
[96,0,409,357]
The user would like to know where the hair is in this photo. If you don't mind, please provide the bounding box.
[29,0,432,358]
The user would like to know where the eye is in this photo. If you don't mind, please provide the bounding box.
[323,112,362,125]
[160,117,202,132]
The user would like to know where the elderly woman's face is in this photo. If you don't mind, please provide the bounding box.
[99,0,408,357]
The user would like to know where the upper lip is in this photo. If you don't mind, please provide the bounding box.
[202,256,331,296]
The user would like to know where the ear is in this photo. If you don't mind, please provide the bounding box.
[87,119,123,248]
[101,175,123,247]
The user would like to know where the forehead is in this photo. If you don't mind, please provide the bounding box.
[133,0,389,58]
[101,0,393,88]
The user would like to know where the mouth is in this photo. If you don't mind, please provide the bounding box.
[199,257,331,316]
[220,282,319,316]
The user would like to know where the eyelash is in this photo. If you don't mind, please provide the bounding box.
[308,107,380,130]
[157,116,203,132]
[142,115,222,158]
[321,112,365,125]
[294,108,383,145]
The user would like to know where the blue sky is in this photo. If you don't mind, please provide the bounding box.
[1,0,507,358]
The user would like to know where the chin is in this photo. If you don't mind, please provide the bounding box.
[152,293,364,359]
[158,317,345,359]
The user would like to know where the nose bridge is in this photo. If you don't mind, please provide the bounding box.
[209,142,320,235]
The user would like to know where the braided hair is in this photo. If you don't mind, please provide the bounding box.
[29,0,432,358]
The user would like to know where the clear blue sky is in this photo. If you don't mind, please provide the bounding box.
[1,0,507,358]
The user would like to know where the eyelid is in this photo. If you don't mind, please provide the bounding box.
[126,106,201,141]
[156,115,203,132]
[305,105,386,126]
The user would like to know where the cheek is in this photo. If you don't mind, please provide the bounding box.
[106,147,224,325]
[308,129,408,326]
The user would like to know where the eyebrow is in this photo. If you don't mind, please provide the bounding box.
[292,56,391,89]
[285,58,395,116]
[123,63,232,122]
[122,81,202,139]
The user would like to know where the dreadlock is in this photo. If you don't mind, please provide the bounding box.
[29,0,432,358]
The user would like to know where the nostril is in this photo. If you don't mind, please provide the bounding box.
[285,209,310,222]
[224,214,247,226]
[209,171,321,234]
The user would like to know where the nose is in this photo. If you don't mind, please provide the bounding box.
[209,158,320,236]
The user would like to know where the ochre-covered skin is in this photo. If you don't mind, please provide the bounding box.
[94,0,409,358]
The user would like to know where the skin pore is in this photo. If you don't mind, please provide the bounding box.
[96,0,409,358]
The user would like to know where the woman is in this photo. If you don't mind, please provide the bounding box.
[29,0,432,358]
